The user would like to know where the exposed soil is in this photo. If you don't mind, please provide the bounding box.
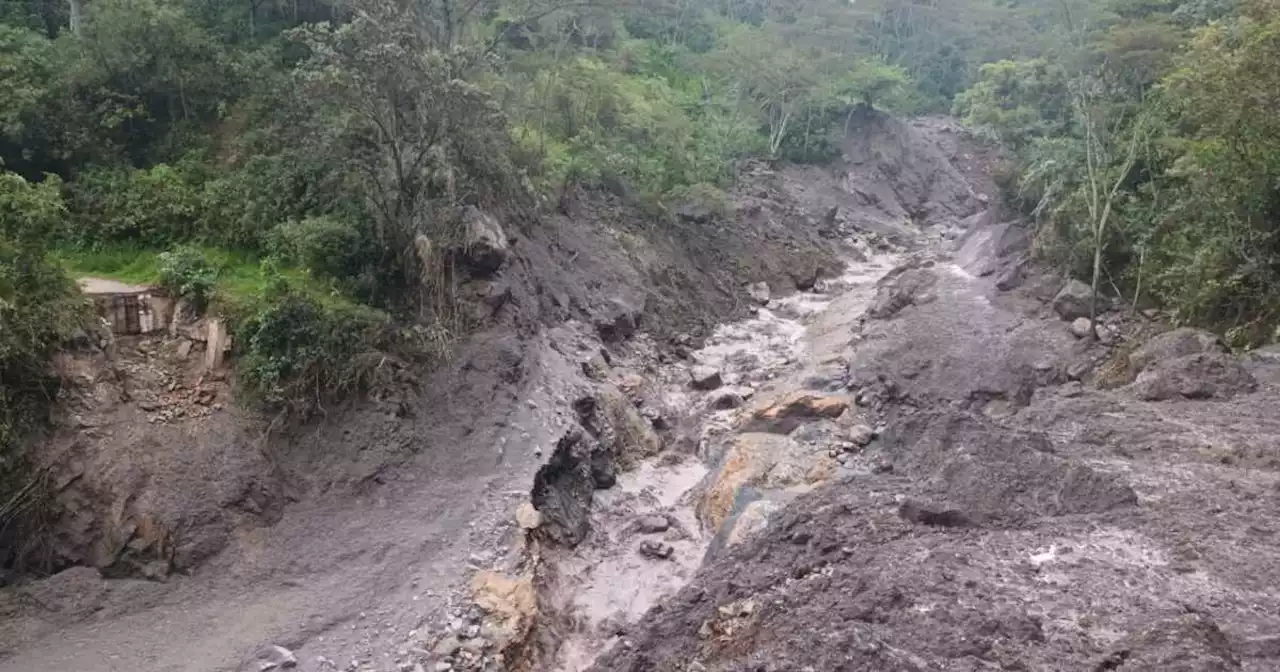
[491,113,1001,671]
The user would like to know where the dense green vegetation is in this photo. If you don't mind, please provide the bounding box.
[954,0,1280,346]
[2,0,1280,502]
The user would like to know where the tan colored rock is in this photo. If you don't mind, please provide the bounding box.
[615,373,647,397]
[204,319,229,371]
[515,502,542,530]
[470,570,537,653]
[746,391,851,433]
[805,455,839,484]
[698,434,800,531]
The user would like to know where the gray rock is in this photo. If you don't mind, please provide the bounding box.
[710,388,746,410]
[1024,273,1065,302]
[530,431,599,547]
[1130,352,1256,401]
[746,281,771,305]
[994,261,1025,291]
[1052,279,1095,321]
[791,266,823,292]
[595,297,644,343]
[639,540,674,560]
[898,499,977,528]
[867,267,939,320]
[1070,317,1093,339]
[256,645,298,670]
[634,515,671,534]
[848,424,876,447]
[1129,327,1224,374]
[1066,357,1093,381]
[432,634,462,657]
[690,365,723,391]
[458,206,508,277]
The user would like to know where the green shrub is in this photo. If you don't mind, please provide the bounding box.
[229,275,391,409]
[267,216,380,294]
[65,164,201,248]
[157,245,218,309]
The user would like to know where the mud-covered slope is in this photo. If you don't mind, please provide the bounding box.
[591,231,1280,671]
[0,122,888,671]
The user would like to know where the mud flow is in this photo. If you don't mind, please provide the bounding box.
[542,255,902,670]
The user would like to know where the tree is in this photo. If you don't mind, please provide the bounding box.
[711,24,818,156]
[286,0,528,307]
[1073,76,1142,338]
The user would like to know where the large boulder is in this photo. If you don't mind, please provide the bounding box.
[594,297,644,343]
[1052,279,1095,321]
[1129,327,1225,373]
[746,281,771,305]
[689,365,723,391]
[459,206,509,277]
[530,430,599,547]
[953,221,1029,278]
[575,384,663,473]
[696,434,826,533]
[743,391,851,434]
[1130,352,1257,401]
[867,267,939,320]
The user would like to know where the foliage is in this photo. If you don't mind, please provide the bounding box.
[971,0,1280,346]
[157,244,218,307]
[228,274,392,407]
[0,172,87,553]
[64,163,201,247]
[954,59,1072,148]
[3,0,1280,417]
[283,3,530,301]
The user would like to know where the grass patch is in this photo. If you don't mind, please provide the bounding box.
[55,244,322,303]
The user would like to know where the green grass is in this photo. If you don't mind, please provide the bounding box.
[57,245,163,285]
[55,245,322,303]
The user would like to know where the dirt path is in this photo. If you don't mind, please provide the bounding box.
[0,325,599,672]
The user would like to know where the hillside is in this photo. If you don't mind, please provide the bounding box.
[5,0,1280,671]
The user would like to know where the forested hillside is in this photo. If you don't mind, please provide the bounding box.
[1,0,1277,495]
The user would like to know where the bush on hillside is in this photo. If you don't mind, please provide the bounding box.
[157,244,218,309]
[229,273,392,409]
[0,172,88,567]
